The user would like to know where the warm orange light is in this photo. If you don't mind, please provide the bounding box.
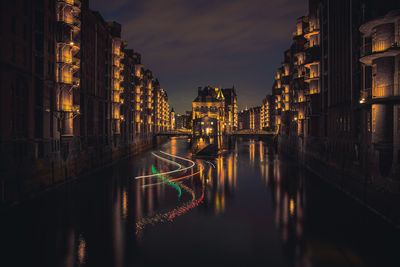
[290,199,295,215]
[169,170,201,182]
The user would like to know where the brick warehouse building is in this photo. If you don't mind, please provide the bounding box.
[260,0,400,224]
[262,0,400,176]
[0,0,173,204]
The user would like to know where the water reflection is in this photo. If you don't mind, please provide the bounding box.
[77,236,86,265]
[0,137,399,267]
[247,139,307,265]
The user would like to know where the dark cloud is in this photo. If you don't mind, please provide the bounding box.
[90,0,307,113]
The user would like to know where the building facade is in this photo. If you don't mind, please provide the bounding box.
[192,86,238,137]
[238,109,250,130]
[192,86,225,138]
[359,9,400,177]
[0,0,173,204]
[249,106,262,131]
[222,87,239,133]
[259,0,400,224]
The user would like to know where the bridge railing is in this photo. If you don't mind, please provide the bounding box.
[234,130,276,135]
[157,130,192,135]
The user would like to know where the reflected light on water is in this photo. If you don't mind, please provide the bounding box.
[283,193,288,226]
[151,165,182,198]
[170,138,177,155]
[4,138,395,267]
[228,156,233,186]
[214,193,225,215]
[78,236,86,265]
[135,183,204,234]
[290,198,295,216]
[249,140,255,163]
[122,189,128,220]
[135,151,208,234]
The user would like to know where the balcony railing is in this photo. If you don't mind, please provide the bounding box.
[59,14,81,28]
[59,76,80,86]
[304,42,320,50]
[58,56,80,67]
[304,72,320,80]
[361,40,400,57]
[57,31,80,48]
[58,56,72,64]
[374,84,399,98]
[304,26,319,34]
[360,84,400,103]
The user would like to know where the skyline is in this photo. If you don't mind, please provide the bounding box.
[90,0,308,113]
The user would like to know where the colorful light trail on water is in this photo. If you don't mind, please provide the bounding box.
[134,151,195,180]
[168,187,205,221]
[135,183,197,234]
[159,151,196,170]
[169,170,201,182]
[143,170,202,188]
[151,165,182,199]
[206,160,216,168]
[135,151,207,235]
[140,151,198,188]
[151,152,182,170]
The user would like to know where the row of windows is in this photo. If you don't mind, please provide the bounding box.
[194,106,220,112]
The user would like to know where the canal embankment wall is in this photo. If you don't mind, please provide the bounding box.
[278,135,400,228]
[0,135,168,208]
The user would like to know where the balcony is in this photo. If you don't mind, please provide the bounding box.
[360,40,400,65]
[61,104,80,115]
[304,42,320,50]
[293,71,304,79]
[113,51,123,59]
[56,33,80,50]
[58,56,80,68]
[304,72,320,82]
[304,26,320,39]
[58,12,81,28]
[303,88,320,96]
[304,48,320,67]
[56,26,80,44]
[112,60,120,67]
[58,76,80,87]
[359,84,400,104]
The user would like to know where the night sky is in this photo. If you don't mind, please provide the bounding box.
[90,0,308,114]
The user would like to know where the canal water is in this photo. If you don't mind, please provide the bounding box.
[1,137,399,267]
